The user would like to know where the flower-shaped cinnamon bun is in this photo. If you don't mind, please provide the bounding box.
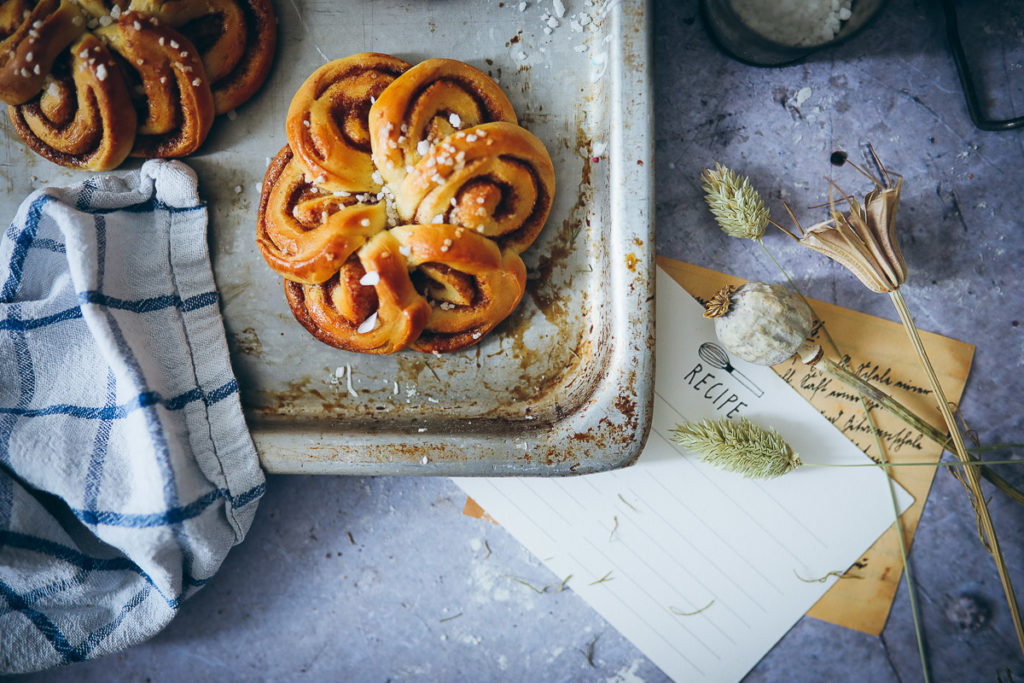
[258,53,556,354]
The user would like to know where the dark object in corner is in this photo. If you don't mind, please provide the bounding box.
[943,0,1024,131]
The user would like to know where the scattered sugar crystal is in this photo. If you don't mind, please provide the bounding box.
[98,15,112,26]
[546,16,559,27]
[519,1,527,9]
[359,271,380,286]
[356,312,378,334]
[553,0,566,17]
[432,214,444,224]
[95,64,108,81]
[360,218,371,227]
[110,4,121,18]
[233,185,242,194]
[226,109,238,120]
[417,140,430,156]
[170,40,179,49]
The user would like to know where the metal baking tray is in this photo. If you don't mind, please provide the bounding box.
[0,0,654,476]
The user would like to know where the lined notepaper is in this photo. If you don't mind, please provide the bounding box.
[455,267,913,682]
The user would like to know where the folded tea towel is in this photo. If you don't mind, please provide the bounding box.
[0,160,264,673]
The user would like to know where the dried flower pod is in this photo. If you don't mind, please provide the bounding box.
[713,282,813,366]
[784,146,907,293]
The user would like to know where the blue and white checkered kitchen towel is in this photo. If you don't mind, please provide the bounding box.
[0,160,264,673]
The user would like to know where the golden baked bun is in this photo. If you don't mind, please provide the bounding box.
[0,0,276,170]
[258,53,555,355]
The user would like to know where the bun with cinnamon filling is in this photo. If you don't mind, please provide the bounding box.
[258,53,555,354]
[0,0,276,170]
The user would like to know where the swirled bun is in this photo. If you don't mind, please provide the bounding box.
[258,53,555,354]
[1,0,276,170]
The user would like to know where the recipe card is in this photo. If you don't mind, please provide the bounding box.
[455,266,913,682]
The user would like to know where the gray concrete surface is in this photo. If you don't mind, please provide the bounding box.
[11,0,1024,680]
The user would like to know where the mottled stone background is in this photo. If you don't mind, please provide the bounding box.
[12,0,1023,680]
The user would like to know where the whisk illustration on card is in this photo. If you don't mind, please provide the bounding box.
[698,342,765,398]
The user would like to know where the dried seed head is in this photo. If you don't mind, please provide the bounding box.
[670,417,801,480]
[701,162,770,240]
[703,285,734,319]
[714,282,813,366]
[796,147,907,293]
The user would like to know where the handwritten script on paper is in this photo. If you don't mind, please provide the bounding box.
[658,259,974,635]
[455,266,913,682]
